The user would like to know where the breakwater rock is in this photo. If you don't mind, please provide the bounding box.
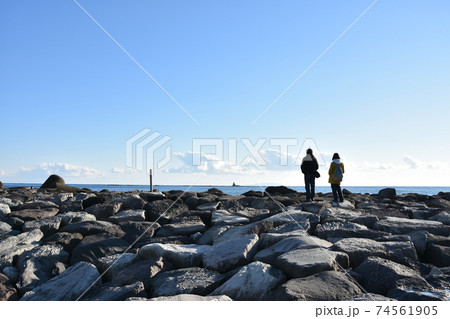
[1,181,449,301]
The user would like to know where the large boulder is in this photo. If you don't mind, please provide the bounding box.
[211,210,250,226]
[149,267,227,297]
[40,174,86,192]
[213,220,273,244]
[210,261,286,300]
[0,203,11,220]
[275,248,349,278]
[43,232,83,252]
[59,220,125,238]
[82,281,146,301]
[22,216,61,236]
[156,216,206,237]
[111,257,167,289]
[374,217,449,236]
[16,245,70,294]
[255,236,332,265]
[264,207,320,227]
[95,253,140,281]
[139,243,210,268]
[202,234,259,273]
[21,262,101,301]
[378,188,397,199]
[265,186,297,196]
[118,221,159,247]
[144,199,188,224]
[315,221,387,241]
[58,211,96,227]
[10,208,59,222]
[268,271,362,301]
[424,243,450,267]
[85,202,122,220]
[0,229,44,269]
[108,209,146,223]
[70,234,129,265]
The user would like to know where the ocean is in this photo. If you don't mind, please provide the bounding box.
[2,183,450,196]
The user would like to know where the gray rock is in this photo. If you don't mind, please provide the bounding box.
[429,211,450,225]
[332,238,418,267]
[355,256,430,295]
[315,221,387,241]
[258,230,309,249]
[210,261,286,300]
[44,232,83,252]
[150,267,227,297]
[156,216,206,236]
[58,198,83,213]
[21,262,101,301]
[255,236,332,265]
[0,203,11,220]
[264,207,320,227]
[70,234,129,265]
[18,200,59,210]
[10,207,59,221]
[268,271,362,301]
[320,207,378,228]
[346,293,396,301]
[58,211,96,227]
[194,225,231,245]
[149,294,232,301]
[213,220,273,244]
[301,201,331,214]
[85,202,122,220]
[374,217,449,236]
[378,188,397,199]
[139,243,210,268]
[108,209,146,223]
[17,245,70,294]
[22,216,61,236]
[95,253,140,281]
[82,281,147,301]
[2,267,19,283]
[331,200,356,209]
[196,201,220,211]
[111,257,166,289]
[211,210,250,225]
[234,208,271,222]
[203,234,259,273]
[112,195,146,210]
[424,243,450,267]
[0,221,14,239]
[144,199,189,224]
[139,191,166,202]
[275,248,349,278]
[59,220,125,237]
[0,229,44,269]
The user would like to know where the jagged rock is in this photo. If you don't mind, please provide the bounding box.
[378,188,397,199]
[233,208,271,222]
[245,197,284,212]
[82,281,147,301]
[59,220,125,237]
[426,198,450,209]
[196,201,220,211]
[139,191,165,202]
[44,232,83,252]
[0,221,14,239]
[58,211,96,227]
[332,238,418,267]
[315,221,387,241]
[112,195,146,210]
[255,236,332,265]
[203,234,259,273]
[85,202,122,220]
[268,271,362,301]
[424,243,450,267]
[58,198,83,213]
[0,229,44,269]
[194,225,231,245]
[149,267,227,297]
[22,216,61,236]
[258,230,310,249]
[139,243,210,268]
[16,245,70,294]
[0,203,11,220]
[108,209,146,223]
[18,200,59,210]
[355,256,430,296]
[301,201,331,213]
[111,257,167,289]
[95,253,140,281]
[374,217,449,236]
[0,273,18,301]
[2,267,19,283]
[211,210,250,225]
[264,207,320,227]
[144,199,189,224]
[148,294,232,301]
[10,208,59,221]
[21,262,101,301]
[210,261,286,300]
[320,207,378,228]
[276,247,349,279]
[118,221,159,247]
[429,211,450,225]
[70,234,129,265]
[156,216,206,236]
[214,220,273,244]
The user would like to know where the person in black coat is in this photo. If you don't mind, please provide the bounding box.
[301,148,319,202]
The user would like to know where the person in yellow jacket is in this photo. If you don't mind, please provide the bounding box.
[328,153,345,202]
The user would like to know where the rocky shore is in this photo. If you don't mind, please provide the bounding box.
[1,176,449,301]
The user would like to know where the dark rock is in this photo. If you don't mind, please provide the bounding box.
[275,248,349,278]
[242,190,264,197]
[22,216,61,236]
[58,198,83,213]
[373,217,449,236]
[265,186,297,196]
[139,192,166,202]
[203,234,259,273]
[70,234,129,265]
[44,232,83,252]
[17,200,59,210]
[51,262,66,277]
[211,210,249,226]
[267,271,362,301]
[118,221,159,247]
[5,216,24,230]
[82,281,147,301]
[386,277,443,301]
[82,195,104,209]
[58,211,96,227]
[426,198,450,209]
[194,225,231,245]
[0,273,18,301]
[149,267,227,297]
[210,261,286,300]
[139,243,210,269]
[10,207,59,221]
[355,256,430,296]
[315,221,387,241]
[111,257,167,290]
[346,293,395,301]
[21,262,100,301]
[95,253,140,281]
[59,220,125,237]
[207,188,225,196]
[378,188,397,199]
[196,201,220,211]
[40,174,86,192]
[424,243,450,267]
[144,199,188,224]
[16,245,70,294]
[85,202,122,220]
[156,216,206,236]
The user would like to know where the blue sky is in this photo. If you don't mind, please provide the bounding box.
[1,0,449,186]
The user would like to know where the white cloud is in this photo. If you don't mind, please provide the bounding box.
[111,167,135,174]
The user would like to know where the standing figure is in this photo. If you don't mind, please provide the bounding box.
[328,153,345,202]
[301,148,319,202]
